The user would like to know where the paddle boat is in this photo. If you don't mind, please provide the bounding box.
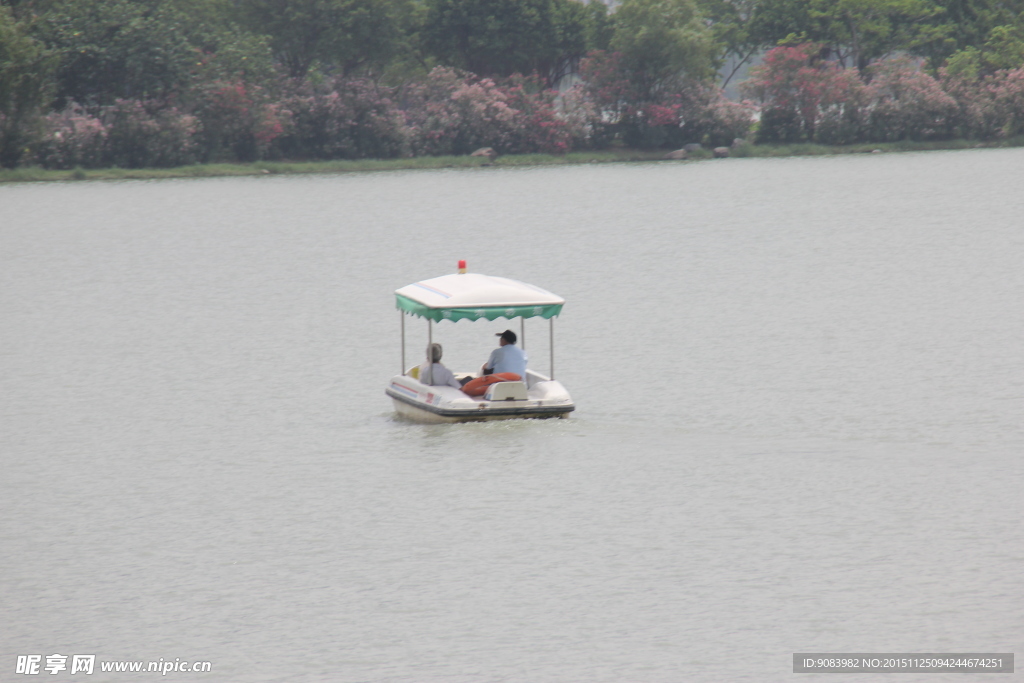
[386,261,575,423]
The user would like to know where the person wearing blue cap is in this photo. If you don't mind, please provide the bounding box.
[483,329,527,378]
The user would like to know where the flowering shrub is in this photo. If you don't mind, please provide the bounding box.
[557,84,608,148]
[35,104,107,169]
[34,101,199,171]
[403,68,574,156]
[743,44,832,142]
[677,83,756,147]
[34,100,199,169]
[499,74,575,153]
[18,48,1024,171]
[865,59,957,141]
[744,46,967,144]
[102,99,201,168]
[404,67,518,156]
[990,67,1024,137]
[618,104,682,148]
[276,77,407,160]
[941,66,1024,139]
[192,82,284,162]
[578,51,753,148]
[577,51,634,131]
[941,70,1000,138]
[577,51,675,147]
[812,68,872,145]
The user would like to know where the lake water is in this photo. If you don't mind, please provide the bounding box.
[2,149,1022,682]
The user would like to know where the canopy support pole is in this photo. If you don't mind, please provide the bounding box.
[520,318,525,350]
[427,319,434,385]
[549,317,555,380]
[400,311,406,375]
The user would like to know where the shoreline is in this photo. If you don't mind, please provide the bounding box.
[2,137,1022,184]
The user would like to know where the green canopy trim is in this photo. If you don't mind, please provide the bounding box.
[396,294,562,322]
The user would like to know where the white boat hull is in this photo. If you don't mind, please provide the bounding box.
[386,370,574,423]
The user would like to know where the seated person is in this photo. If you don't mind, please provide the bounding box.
[483,329,527,377]
[462,330,527,397]
[418,343,461,389]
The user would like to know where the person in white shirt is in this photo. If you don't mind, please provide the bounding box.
[483,329,527,378]
[419,343,461,389]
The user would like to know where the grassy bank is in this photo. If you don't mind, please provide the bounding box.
[730,136,1024,158]
[2,137,1022,184]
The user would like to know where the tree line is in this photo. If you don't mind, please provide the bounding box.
[1,0,1023,168]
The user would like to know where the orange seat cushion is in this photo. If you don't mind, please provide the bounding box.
[462,373,522,397]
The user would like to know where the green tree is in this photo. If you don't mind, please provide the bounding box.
[240,0,413,79]
[610,0,718,100]
[980,23,1024,69]
[916,0,1024,69]
[942,24,1024,75]
[812,0,943,71]
[583,0,614,52]
[0,5,56,166]
[747,0,944,71]
[695,0,760,87]
[34,0,197,106]
[746,0,816,53]
[162,0,277,88]
[421,0,589,86]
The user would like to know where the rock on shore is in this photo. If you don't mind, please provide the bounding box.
[470,147,498,161]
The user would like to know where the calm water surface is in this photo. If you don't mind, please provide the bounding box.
[2,149,1022,682]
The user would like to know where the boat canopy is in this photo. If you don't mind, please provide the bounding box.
[395,272,564,322]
